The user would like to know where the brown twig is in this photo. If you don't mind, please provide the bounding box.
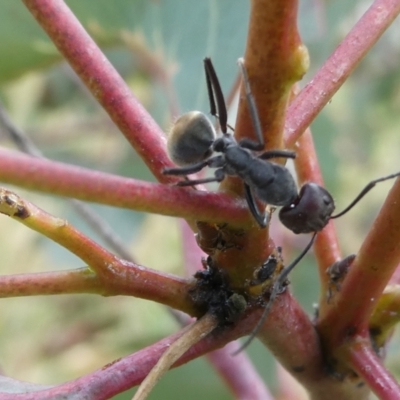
[132,314,217,400]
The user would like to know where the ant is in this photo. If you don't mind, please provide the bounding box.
[164,57,298,228]
[164,57,400,233]
[163,57,400,351]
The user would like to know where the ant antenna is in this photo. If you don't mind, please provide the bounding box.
[237,58,264,150]
[204,58,228,134]
[331,172,400,219]
[233,232,317,355]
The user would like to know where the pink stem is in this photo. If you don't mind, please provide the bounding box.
[0,269,101,296]
[207,342,274,400]
[293,130,341,296]
[318,178,400,340]
[22,0,173,182]
[285,0,400,146]
[347,338,400,400]
[0,149,250,226]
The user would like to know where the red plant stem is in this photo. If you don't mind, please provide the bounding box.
[285,0,400,145]
[0,298,324,400]
[0,312,261,400]
[179,224,273,398]
[318,178,400,348]
[0,269,101,297]
[346,337,400,400]
[206,342,274,400]
[22,0,172,182]
[0,186,194,312]
[0,149,250,227]
[180,220,205,276]
[293,130,341,296]
[254,290,370,399]
[0,290,367,399]
[236,0,307,150]
[0,264,192,313]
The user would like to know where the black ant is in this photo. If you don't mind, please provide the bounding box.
[164,57,298,228]
[163,57,400,234]
[163,57,400,351]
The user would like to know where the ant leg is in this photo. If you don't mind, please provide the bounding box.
[258,150,296,161]
[163,160,211,176]
[204,58,228,134]
[176,168,225,187]
[237,58,264,151]
[164,155,225,176]
[232,232,317,355]
[243,183,267,228]
[331,172,400,219]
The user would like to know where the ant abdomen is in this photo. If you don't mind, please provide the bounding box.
[251,162,298,207]
[279,183,335,234]
[167,111,216,166]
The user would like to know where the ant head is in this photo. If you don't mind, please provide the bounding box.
[279,183,335,234]
[167,111,216,166]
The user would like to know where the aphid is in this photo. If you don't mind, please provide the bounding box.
[164,57,298,228]
[326,254,356,302]
[232,232,317,354]
[191,256,247,325]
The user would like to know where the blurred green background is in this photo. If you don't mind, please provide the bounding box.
[0,1,399,399]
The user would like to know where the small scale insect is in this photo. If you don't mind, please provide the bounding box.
[232,233,317,354]
[326,254,356,302]
[191,256,247,325]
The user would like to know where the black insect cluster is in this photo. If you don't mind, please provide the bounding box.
[189,256,247,326]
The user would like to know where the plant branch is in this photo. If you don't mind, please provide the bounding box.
[22,0,173,182]
[293,129,342,297]
[0,310,260,399]
[0,301,330,399]
[0,268,101,297]
[207,342,274,400]
[0,99,135,262]
[285,0,400,145]
[0,187,194,312]
[256,290,370,399]
[236,0,308,151]
[179,221,272,398]
[179,222,272,398]
[318,178,400,352]
[0,149,251,227]
[346,337,400,400]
